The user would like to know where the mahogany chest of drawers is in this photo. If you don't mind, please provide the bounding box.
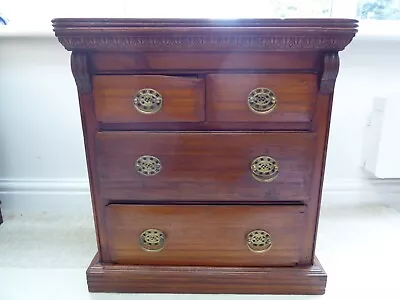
[53,18,357,295]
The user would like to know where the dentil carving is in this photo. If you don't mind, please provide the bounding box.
[59,36,354,52]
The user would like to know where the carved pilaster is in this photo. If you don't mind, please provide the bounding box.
[71,52,92,94]
[319,53,340,94]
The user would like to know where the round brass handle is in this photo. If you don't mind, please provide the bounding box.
[139,229,165,252]
[246,229,272,253]
[250,156,279,182]
[248,87,277,114]
[133,88,163,114]
[135,155,162,176]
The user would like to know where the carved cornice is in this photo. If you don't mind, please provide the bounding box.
[57,35,355,52]
[70,52,91,94]
[319,53,340,94]
[53,18,358,52]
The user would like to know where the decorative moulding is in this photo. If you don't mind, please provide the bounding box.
[320,52,340,94]
[70,52,92,94]
[52,18,358,52]
[57,35,356,52]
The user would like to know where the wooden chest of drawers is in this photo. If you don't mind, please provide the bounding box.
[53,18,357,295]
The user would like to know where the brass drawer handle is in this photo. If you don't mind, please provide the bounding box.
[133,88,163,114]
[250,156,279,182]
[246,230,272,253]
[248,87,277,114]
[139,229,165,252]
[135,155,162,176]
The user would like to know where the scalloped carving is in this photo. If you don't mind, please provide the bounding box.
[70,52,91,94]
[58,36,354,52]
[319,53,340,94]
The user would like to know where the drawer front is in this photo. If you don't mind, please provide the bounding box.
[93,75,205,123]
[96,132,315,202]
[105,204,305,266]
[206,74,317,124]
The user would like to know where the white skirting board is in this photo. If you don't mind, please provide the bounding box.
[0,179,92,216]
[0,178,399,216]
[321,178,400,211]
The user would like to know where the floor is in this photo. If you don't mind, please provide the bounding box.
[1,200,400,300]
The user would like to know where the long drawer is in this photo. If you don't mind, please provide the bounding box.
[105,204,306,266]
[95,132,316,202]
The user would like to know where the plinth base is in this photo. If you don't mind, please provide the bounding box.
[87,254,327,295]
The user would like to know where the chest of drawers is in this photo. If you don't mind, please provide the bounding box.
[53,18,357,295]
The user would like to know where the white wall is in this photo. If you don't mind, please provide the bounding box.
[0,35,399,214]
[0,38,87,179]
[0,38,91,213]
[325,38,400,181]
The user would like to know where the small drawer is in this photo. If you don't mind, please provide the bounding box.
[95,132,315,202]
[206,74,317,125]
[93,75,205,123]
[105,204,306,267]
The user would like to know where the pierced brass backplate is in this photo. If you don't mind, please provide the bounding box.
[135,155,162,176]
[133,88,163,114]
[246,230,272,253]
[250,156,279,182]
[139,229,165,252]
[248,87,277,114]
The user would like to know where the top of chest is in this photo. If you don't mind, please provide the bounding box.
[52,18,358,52]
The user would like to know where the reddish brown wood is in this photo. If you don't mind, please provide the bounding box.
[87,253,327,294]
[99,121,312,131]
[53,18,357,295]
[54,18,358,27]
[301,93,336,264]
[207,74,317,124]
[71,52,110,262]
[93,75,205,123]
[91,52,320,73]
[52,18,357,52]
[71,52,91,94]
[297,56,340,264]
[96,132,316,202]
[320,53,340,94]
[105,204,305,266]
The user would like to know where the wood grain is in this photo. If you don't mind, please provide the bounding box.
[91,52,320,73]
[206,74,317,124]
[320,53,340,94]
[52,18,358,52]
[300,92,335,264]
[93,75,205,123]
[71,52,91,94]
[96,132,316,202]
[54,17,358,295]
[105,204,305,266]
[87,253,327,294]
[71,52,110,261]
